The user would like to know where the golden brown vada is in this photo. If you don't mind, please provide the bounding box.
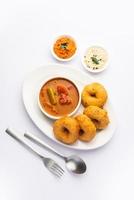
[83,106,109,129]
[75,114,96,142]
[81,82,108,108]
[53,117,79,144]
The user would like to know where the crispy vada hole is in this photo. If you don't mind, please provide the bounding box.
[62,127,69,134]
[89,91,96,97]
[92,119,99,123]
[79,129,84,136]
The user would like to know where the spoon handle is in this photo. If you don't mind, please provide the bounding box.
[5,128,43,159]
[24,131,65,159]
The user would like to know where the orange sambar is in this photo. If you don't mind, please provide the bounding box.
[39,78,79,117]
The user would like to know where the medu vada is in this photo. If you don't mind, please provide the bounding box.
[81,82,108,108]
[75,114,96,142]
[53,117,79,144]
[83,106,109,129]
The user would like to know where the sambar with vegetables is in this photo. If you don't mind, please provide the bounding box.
[39,78,79,117]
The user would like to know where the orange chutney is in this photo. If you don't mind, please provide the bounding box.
[39,78,79,117]
[53,36,77,59]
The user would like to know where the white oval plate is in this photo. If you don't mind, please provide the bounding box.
[22,64,117,150]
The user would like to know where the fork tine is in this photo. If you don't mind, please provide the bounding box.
[50,166,62,178]
[53,163,65,173]
[42,157,64,177]
[51,163,64,176]
[51,165,63,175]
[51,164,64,176]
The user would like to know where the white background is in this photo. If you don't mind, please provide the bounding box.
[0,0,134,199]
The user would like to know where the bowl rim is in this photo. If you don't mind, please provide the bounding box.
[81,45,109,73]
[38,76,81,120]
[51,34,77,62]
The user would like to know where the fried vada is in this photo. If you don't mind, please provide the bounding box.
[53,117,79,144]
[81,82,108,108]
[75,114,96,142]
[84,106,109,129]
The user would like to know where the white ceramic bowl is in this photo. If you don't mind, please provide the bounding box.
[51,35,77,62]
[38,76,81,120]
[82,46,109,73]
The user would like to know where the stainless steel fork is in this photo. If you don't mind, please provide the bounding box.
[5,128,64,178]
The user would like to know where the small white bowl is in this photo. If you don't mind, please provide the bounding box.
[82,46,109,73]
[51,35,77,62]
[38,76,81,120]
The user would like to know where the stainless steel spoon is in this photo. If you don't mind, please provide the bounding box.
[24,132,87,174]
